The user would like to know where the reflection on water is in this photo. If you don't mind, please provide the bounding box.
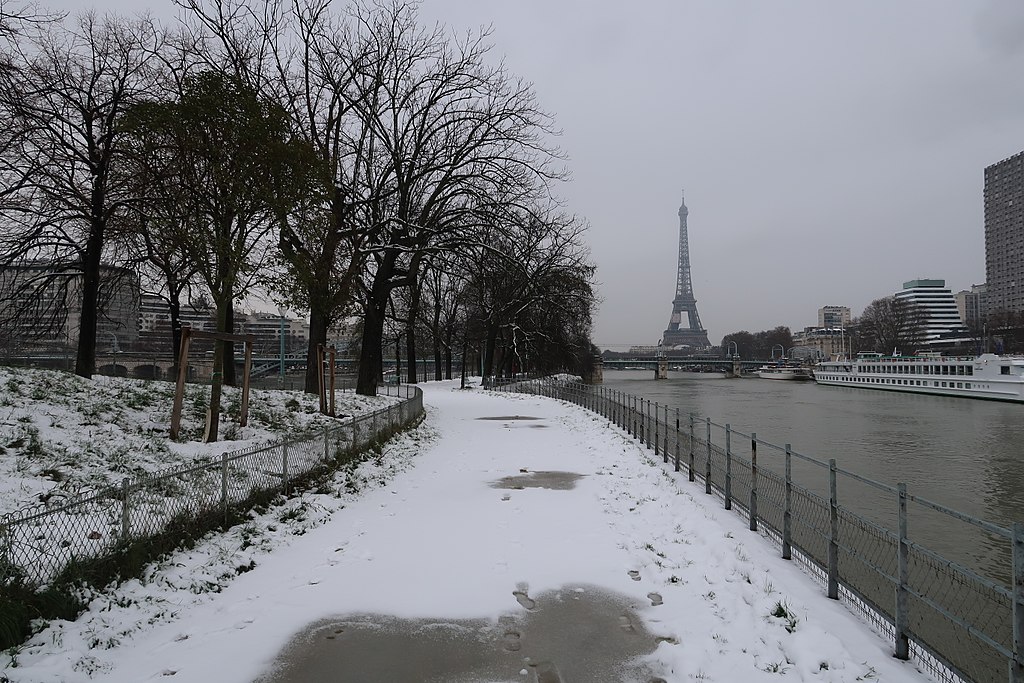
[604,370,1024,582]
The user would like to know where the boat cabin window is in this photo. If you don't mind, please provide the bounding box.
[966,366,973,376]
[1002,366,1011,375]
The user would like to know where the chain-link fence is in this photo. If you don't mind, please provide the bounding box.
[492,378,1023,683]
[0,384,423,590]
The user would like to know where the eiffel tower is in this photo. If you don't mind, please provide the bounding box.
[662,191,711,349]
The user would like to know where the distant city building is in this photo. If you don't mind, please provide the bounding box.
[984,150,1024,317]
[0,262,138,353]
[239,312,310,356]
[817,306,851,329]
[953,284,987,330]
[894,279,967,345]
[792,327,847,360]
[137,294,310,356]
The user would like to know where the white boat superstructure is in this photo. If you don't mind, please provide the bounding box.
[756,363,812,381]
[814,353,1024,402]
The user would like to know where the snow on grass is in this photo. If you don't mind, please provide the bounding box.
[0,366,397,517]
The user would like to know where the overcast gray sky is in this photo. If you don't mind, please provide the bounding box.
[43,0,1024,349]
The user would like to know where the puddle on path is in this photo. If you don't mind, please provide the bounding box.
[258,585,663,683]
[489,471,585,491]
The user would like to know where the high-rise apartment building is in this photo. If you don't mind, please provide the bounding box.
[954,284,987,331]
[984,151,1024,317]
[894,279,966,344]
[817,305,850,329]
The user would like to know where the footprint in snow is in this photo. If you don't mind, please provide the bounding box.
[513,589,536,610]
[647,592,663,606]
[628,570,641,581]
[502,630,522,652]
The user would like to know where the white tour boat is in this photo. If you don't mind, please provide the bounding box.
[814,352,1024,402]
[756,362,813,381]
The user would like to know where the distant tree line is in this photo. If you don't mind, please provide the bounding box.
[0,0,596,439]
[719,326,793,360]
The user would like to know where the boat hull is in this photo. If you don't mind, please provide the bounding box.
[757,370,812,381]
[814,353,1024,402]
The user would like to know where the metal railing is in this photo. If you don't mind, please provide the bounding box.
[0,384,423,590]
[493,377,1023,683]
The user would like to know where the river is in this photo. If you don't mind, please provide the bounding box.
[602,370,1024,583]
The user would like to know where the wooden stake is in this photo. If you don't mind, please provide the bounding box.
[169,327,192,440]
[240,338,253,427]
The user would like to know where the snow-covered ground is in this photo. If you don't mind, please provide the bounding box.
[1,379,935,682]
[0,366,395,517]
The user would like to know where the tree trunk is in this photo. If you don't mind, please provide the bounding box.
[168,291,183,373]
[356,251,400,396]
[482,323,499,380]
[206,297,231,442]
[74,218,104,379]
[444,324,453,380]
[432,297,443,381]
[222,303,236,386]
[304,307,330,394]
[405,286,421,385]
[356,288,387,396]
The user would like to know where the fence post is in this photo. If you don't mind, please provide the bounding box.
[324,425,331,460]
[783,444,792,560]
[352,417,358,452]
[120,478,131,540]
[221,452,229,524]
[646,400,652,449]
[704,418,712,495]
[662,404,669,463]
[688,413,695,482]
[896,482,909,660]
[674,408,680,472]
[724,425,732,510]
[1012,522,1024,683]
[282,442,290,495]
[828,458,839,600]
[626,395,634,438]
[654,402,660,457]
[749,433,758,531]
[640,399,646,445]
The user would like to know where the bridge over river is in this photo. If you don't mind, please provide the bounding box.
[601,357,774,377]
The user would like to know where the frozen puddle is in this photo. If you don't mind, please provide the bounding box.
[476,415,543,420]
[258,585,662,683]
[490,471,585,490]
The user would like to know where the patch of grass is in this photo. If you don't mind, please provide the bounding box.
[763,661,789,674]
[770,600,799,633]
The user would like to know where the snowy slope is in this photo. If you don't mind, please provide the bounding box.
[0,366,396,517]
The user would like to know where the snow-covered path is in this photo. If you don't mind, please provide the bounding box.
[3,381,933,682]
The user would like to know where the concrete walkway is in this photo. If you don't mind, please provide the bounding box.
[260,384,667,682]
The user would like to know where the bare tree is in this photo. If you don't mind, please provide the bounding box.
[339,4,564,395]
[0,13,164,377]
[853,296,927,355]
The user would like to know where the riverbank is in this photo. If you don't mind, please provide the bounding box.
[2,379,932,682]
